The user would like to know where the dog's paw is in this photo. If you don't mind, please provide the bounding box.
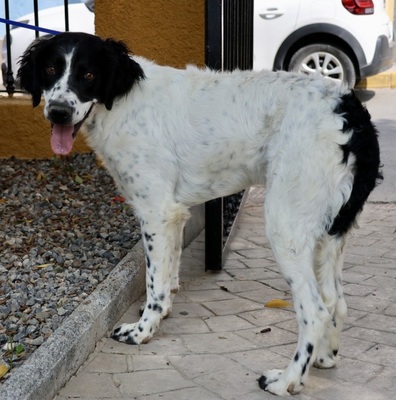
[258,369,303,396]
[259,370,289,396]
[111,322,153,345]
[313,352,338,369]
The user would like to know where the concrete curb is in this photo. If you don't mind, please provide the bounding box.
[0,241,146,400]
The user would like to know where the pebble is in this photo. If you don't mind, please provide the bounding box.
[57,308,68,316]
[25,336,44,346]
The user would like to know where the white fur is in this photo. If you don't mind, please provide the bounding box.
[43,55,357,395]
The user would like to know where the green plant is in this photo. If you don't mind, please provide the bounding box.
[5,336,26,371]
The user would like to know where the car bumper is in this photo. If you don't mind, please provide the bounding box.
[359,35,395,79]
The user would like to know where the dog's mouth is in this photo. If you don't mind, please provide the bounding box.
[51,121,82,155]
[50,105,93,156]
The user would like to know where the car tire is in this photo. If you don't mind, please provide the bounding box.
[288,44,356,88]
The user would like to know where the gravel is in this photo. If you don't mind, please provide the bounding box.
[0,153,141,377]
[0,153,242,380]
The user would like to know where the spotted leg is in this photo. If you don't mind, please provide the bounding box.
[259,244,330,395]
[259,191,331,396]
[111,203,190,344]
[140,208,189,317]
[313,234,347,369]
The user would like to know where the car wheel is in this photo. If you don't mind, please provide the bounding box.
[288,44,356,88]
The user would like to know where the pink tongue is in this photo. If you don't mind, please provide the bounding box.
[51,124,75,155]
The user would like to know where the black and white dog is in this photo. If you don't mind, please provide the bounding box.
[18,32,381,396]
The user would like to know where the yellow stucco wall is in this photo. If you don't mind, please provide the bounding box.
[95,0,205,68]
[0,1,205,158]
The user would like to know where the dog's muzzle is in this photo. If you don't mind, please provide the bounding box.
[47,102,75,125]
[47,102,93,156]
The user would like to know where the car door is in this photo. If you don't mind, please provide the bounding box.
[254,0,302,70]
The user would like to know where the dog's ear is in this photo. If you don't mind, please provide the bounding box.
[17,39,47,107]
[101,39,145,110]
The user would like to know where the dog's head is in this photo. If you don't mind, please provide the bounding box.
[18,32,145,154]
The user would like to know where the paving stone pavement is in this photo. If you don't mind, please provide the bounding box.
[55,186,396,400]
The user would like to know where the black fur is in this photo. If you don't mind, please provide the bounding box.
[258,376,269,391]
[17,32,145,110]
[328,91,382,236]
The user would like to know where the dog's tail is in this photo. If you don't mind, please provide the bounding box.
[328,90,383,236]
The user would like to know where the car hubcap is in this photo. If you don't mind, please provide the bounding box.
[297,52,344,82]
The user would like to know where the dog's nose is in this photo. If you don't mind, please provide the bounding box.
[47,103,74,124]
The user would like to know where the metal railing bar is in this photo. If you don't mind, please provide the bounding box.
[205,0,223,271]
[64,0,69,31]
[33,0,39,39]
[4,0,15,94]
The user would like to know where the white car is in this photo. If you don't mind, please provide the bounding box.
[254,0,395,87]
[2,0,394,89]
[2,0,94,88]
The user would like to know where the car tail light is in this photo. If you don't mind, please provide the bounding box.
[342,0,374,15]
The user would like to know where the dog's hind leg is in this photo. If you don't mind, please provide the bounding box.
[259,191,331,395]
[111,203,190,344]
[259,243,330,395]
[313,233,347,369]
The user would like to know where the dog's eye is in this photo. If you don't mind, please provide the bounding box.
[84,72,95,81]
[46,66,56,75]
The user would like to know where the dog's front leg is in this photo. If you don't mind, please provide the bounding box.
[111,204,190,345]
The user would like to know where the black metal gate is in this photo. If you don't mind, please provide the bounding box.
[205,0,254,271]
[1,0,74,95]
